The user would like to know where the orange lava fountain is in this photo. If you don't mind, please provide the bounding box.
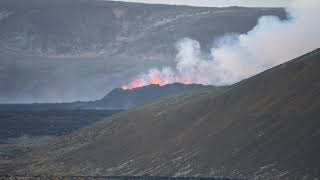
[121,75,194,90]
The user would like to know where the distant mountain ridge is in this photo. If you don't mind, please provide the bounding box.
[0,83,219,110]
[93,83,220,109]
[0,0,286,57]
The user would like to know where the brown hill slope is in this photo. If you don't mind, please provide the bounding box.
[13,49,320,179]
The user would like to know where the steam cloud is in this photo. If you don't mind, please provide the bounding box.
[123,0,320,89]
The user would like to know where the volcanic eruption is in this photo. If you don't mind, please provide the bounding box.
[122,0,320,90]
[121,69,194,90]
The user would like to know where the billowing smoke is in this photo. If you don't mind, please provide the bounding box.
[122,0,320,89]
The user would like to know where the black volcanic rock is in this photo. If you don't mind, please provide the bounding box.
[12,49,320,179]
[0,109,121,139]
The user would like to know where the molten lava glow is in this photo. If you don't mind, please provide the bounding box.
[122,74,169,90]
[121,86,129,90]
[122,76,194,90]
[121,79,146,90]
[121,67,197,90]
[131,79,145,88]
[182,78,193,85]
[150,75,166,86]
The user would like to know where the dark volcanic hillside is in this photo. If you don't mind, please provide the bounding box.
[0,83,217,110]
[12,49,320,179]
[91,83,218,109]
[0,0,286,103]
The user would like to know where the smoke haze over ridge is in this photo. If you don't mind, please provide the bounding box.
[123,0,320,89]
[0,1,306,103]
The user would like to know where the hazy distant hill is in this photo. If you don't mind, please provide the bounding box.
[0,0,286,103]
[0,83,219,110]
[0,0,286,57]
[13,49,320,179]
[90,83,219,109]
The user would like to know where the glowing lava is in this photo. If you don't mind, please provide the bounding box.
[182,78,193,85]
[121,76,194,90]
[121,79,145,90]
[121,74,169,90]
[150,74,166,86]
[121,86,129,90]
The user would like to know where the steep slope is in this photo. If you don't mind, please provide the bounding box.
[13,49,320,179]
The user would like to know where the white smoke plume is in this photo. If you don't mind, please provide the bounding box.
[123,0,320,89]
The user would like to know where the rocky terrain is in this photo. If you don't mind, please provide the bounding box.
[0,176,241,180]
[0,110,121,139]
[9,49,320,179]
[0,109,121,175]
[0,0,286,103]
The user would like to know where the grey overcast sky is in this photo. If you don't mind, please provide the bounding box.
[107,0,292,7]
